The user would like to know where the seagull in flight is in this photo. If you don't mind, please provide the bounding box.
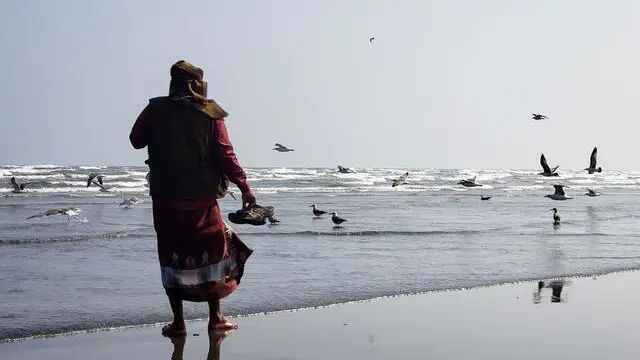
[10,177,28,193]
[458,176,482,187]
[27,207,83,221]
[545,185,572,201]
[532,113,549,120]
[392,172,409,187]
[273,143,295,152]
[87,173,110,192]
[539,154,559,177]
[369,37,375,43]
[337,165,356,174]
[584,147,602,174]
[584,188,600,197]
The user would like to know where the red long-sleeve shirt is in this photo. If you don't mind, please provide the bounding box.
[130,104,251,207]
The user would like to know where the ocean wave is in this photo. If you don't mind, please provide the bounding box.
[0,231,145,245]
[3,165,640,196]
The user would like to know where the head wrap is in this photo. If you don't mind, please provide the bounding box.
[168,60,228,119]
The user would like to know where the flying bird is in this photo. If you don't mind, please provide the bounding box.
[545,185,572,201]
[337,165,356,174]
[458,176,482,187]
[273,143,295,152]
[584,147,602,174]
[87,173,110,192]
[584,188,600,197]
[10,177,27,193]
[27,207,83,221]
[532,113,549,120]
[369,37,375,43]
[539,154,559,177]
[392,172,409,187]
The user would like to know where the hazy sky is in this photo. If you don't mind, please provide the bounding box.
[1,1,639,169]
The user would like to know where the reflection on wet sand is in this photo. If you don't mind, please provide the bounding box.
[533,279,568,304]
[168,329,234,360]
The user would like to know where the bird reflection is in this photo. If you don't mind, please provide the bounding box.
[168,329,234,360]
[533,279,567,304]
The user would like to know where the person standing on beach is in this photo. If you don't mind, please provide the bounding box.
[129,60,256,337]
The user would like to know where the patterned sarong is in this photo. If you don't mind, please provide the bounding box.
[152,203,253,302]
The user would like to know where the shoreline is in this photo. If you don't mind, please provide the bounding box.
[3,269,640,359]
[2,268,637,343]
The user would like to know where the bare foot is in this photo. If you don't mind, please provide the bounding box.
[162,321,187,338]
[208,318,238,331]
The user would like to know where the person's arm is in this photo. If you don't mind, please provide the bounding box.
[130,105,151,149]
[212,119,251,194]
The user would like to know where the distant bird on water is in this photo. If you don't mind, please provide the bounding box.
[273,143,295,152]
[545,185,572,201]
[584,147,602,174]
[584,188,600,197]
[392,172,409,187]
[27,207,83,221]
[532,113,549,120]
[310,204,327,217]
[480,195,492,201]
[550,207,561,225]
[10,177,27,193]
[330,212,347,226]
[539,154,559,177]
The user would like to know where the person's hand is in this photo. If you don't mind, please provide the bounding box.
[242,190,257,209]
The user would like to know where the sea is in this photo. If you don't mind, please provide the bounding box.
[2,164,640,341]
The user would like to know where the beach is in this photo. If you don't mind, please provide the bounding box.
[2,270,638,359]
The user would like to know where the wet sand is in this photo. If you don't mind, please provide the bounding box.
[2,271,638,360]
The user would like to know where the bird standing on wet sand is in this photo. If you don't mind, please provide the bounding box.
[330,212,347,226]
[550,208,561,225]
[119,195,144,208]
[310,204,327,217]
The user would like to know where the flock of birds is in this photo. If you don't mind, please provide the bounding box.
[9,172,145,222]
[272,112,605,226]
[6,115,604,226]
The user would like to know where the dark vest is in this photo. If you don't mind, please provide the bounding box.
[145,97,221,201]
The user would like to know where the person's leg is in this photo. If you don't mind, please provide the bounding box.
[207,298,238,330]
[162,293,187,336]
